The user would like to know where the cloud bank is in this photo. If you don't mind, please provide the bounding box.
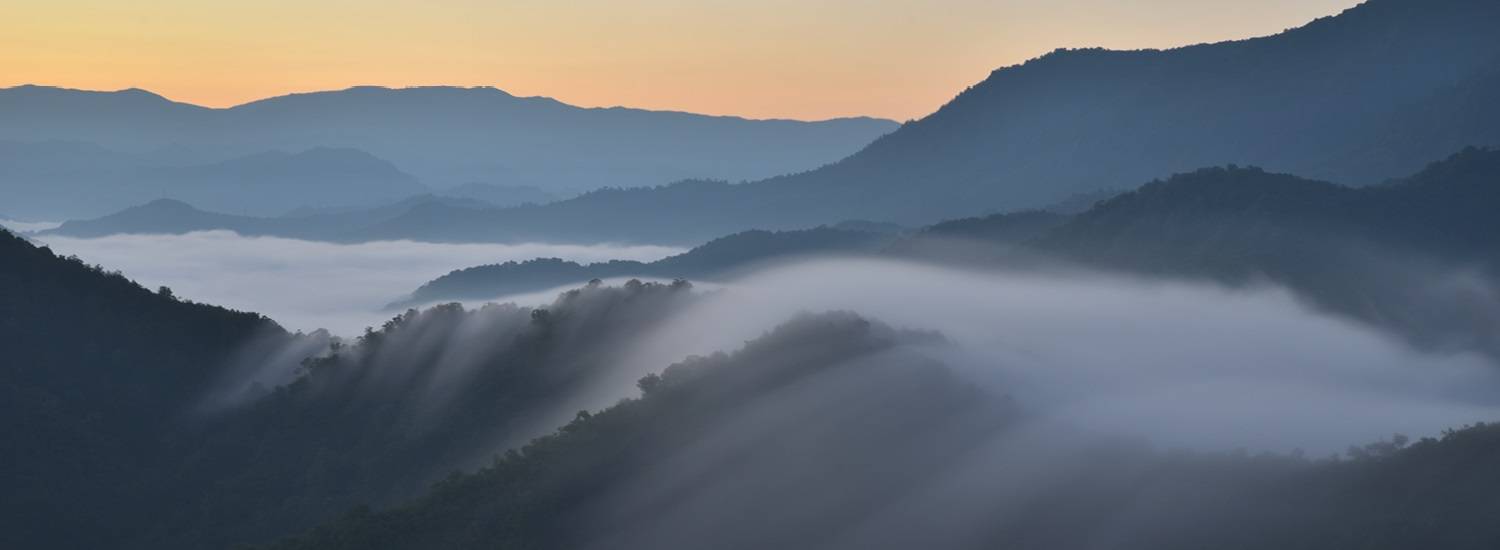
[33,231,683,335]
[611,258,1500,453]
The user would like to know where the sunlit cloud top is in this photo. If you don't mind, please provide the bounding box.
[2,0,1359,120]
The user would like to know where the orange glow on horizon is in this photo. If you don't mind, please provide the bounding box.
[1,0,1360,121]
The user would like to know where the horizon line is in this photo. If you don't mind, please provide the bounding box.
[1,82,904,125]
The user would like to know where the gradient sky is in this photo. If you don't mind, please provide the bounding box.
[3,0,1360,121]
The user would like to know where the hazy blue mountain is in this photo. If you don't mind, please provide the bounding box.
[398,226,893,305]
[0,142,427,218]
[22,0,1492,241]
[439,182,561,207]
[762,0,1500,222]
[315,0,1500,244]
[45,198,264,237]
[44,194,495,240]
[0,84,898,200]
[0,140,153,219]
[148,147,426,216]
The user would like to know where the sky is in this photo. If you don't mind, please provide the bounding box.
[3,0,1360,121]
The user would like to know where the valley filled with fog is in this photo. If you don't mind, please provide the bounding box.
[33,231,683,334]
[6,1,1500,548]
[37,224,1495,455]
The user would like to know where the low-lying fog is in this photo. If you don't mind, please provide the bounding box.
[32,231,684,335]
[29,229,1498,455]
[599,258,1500,454]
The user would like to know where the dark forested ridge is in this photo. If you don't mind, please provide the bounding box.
[8,1,1497,239]
[1040,146,1500,270]
[398,226,893,305]
[1031,147,1500,355]
[0,228,294,548]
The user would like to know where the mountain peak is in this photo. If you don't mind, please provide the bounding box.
[1,84,180,104]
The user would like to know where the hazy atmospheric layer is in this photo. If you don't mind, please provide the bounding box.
[32,231,683,335]
[0,219,61,232]
[586,258,1500,455]
[209,259,1500,548]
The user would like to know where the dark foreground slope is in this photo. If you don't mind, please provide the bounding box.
[0,229,294,548]
[266,313,1500,550]
[0,232,719,549]
[150,281,701,549]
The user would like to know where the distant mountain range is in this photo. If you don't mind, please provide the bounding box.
[261,0,1496,244]
[22,1,1494,240]
[42,194,496,241]
[0,142,428,218]
[0,84,898,214]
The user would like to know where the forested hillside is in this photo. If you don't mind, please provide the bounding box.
[0,229,293,548]
[265,312,1500,550]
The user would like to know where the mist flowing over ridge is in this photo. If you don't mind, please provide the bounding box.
[9,0,1500,548]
